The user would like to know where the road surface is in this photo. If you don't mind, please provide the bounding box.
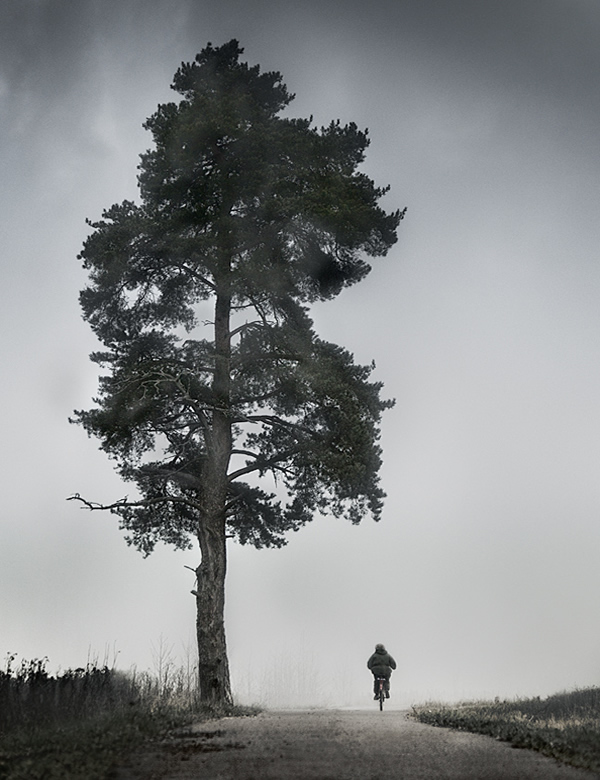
[115,709,599,779]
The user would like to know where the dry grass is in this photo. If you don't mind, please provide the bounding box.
[411,687,600,773]
[0,653,254,780]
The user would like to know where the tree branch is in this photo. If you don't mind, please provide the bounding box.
[227,447,299,482]
[233,413,318,439]
[174,261,217,291]
[231,389,281,406]
[230,448,260,459]
[229,321,264,340]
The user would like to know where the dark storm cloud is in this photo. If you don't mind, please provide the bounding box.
[378,0,600,104]
[0,0,92,98]
[5,0,598,140]
[282,0,600,153]
[0,0,184,118]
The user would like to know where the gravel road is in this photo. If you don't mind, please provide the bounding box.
[115,709,600,779]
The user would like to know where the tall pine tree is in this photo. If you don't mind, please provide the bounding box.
[71,41,404,705]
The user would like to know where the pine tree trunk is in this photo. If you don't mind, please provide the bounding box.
[195,282,233,706]
[195,516,232,705]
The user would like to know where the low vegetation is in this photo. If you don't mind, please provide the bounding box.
[412,687,600,773]
[0,653,253,780]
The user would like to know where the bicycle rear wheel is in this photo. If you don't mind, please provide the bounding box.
[379,682,384,711]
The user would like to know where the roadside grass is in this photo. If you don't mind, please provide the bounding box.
[411,687,600,774]
[0,654,255,780]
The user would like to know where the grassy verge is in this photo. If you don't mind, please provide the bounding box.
[0,655,256,780]
[0,703,256,780]
[411,687,600,774]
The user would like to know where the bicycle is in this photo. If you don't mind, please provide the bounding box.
[374,676,387,711]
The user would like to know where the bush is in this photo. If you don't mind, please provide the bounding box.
[411,688,600,773]
[0,652,236,779]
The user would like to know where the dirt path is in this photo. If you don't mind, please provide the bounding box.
[115,709,599,779]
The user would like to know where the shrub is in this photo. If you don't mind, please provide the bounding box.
[411,688,600,773]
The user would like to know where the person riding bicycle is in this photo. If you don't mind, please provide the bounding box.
[367,643,396,699]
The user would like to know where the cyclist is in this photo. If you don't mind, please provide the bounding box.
[367,643,396,699]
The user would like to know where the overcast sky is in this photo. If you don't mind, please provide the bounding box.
[1,0,600,707]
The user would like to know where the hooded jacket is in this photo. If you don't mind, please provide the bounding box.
[367,645,397,677]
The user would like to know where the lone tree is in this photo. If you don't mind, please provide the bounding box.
[70,40,404,706]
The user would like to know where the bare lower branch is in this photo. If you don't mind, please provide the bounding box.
[66,492,201,512]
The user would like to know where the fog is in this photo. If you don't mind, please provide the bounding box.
[1,0,600,707]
